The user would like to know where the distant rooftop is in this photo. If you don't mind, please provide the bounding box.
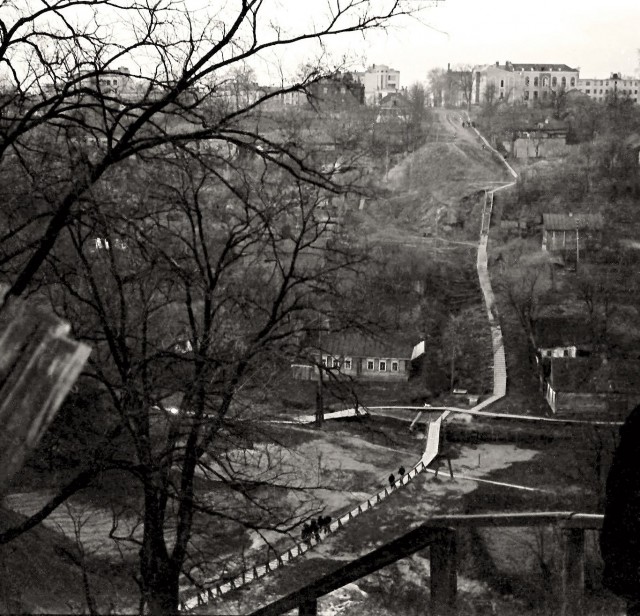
[508,63,578,72]
[534,317,593,349]
[542,213,604,231]
[319,332,413,359]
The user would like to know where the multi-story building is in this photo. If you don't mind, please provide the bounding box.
[472,61,579,106]
[575,73,640,103]
[353,64,400,105]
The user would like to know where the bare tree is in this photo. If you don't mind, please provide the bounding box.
[0,0,417,302]
[20,141,370,613]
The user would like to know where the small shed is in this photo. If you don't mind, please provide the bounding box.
[541,212,604,255]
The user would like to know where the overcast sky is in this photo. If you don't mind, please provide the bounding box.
[357,0,640,87]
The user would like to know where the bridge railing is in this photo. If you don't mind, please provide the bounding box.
[249,512,604,616]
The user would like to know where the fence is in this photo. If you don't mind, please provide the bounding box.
[250,512,604,616]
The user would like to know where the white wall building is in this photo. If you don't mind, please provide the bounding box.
[354,64,400,105]
[576,73,639,103]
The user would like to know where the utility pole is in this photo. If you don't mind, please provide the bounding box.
[575,223,580,274]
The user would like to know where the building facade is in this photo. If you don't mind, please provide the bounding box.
[354,64,400,105]
[472,61,579,106]
[575,73,640,103]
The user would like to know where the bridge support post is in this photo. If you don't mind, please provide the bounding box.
[298,596,317,615]
[430,529,457,616]
[561,528,585,616]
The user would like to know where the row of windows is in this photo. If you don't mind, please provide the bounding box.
[523,76,575,88]
[584,88,638,95]
[321,357,400,372]
[584,80,639,87]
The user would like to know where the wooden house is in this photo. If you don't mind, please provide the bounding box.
[534,317,593,359]
[544,357,640,418]
[293,332,413,382]
[541,212,604,258]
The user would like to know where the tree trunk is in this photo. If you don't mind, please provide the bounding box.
[141,489,181,616]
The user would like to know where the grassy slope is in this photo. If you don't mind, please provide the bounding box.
[0,507,138,614]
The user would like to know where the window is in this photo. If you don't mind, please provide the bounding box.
[344,358,352,370]
[606,81,609,86]
[525,77,530,86]
[542,77,549,87]
[500,79,504,88]
[586,89,590,94]
[391,361,399,371]
[561,76,566,87]
[552,76,557,87]
[322,357,327,366]
[534,77,539,87]
[499,92,504,100]
[600,89,603,94]
[563,349,569,357]
[533,91,538,99]
[332,357,340,368]
[367,359,374,370]
[586,80,590,86]
[570,77,576,87]
[542,91,548,100]
[524,90,530,100]
[379,360,387,371]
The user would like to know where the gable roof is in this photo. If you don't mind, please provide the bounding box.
[542,213,604,231]
[534,317,593,349]
[509,63,577,72]
[550,358,640,394]
[319,332,413,359]
[378,92,409,108]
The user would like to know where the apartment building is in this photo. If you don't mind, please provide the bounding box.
[353,64,400,105]
[472,61,579,106]
[576,73,639,103]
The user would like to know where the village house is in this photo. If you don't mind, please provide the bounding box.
[375,91,409,123]
[543,357,640,418]
[534,317,593,359]
[506,118,570,159]
[292,332,413,382]
[541,212,604,258]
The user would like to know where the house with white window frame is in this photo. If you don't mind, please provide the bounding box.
[302,332,413,382]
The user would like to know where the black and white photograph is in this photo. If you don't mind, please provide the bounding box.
[1,0,639,614]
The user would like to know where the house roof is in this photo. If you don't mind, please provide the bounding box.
[542,213,604,231]
[378,92,409,108]
[509,63,577,72]
[550,358,640,394]
[319,332,413,359]
[534,317,593,349]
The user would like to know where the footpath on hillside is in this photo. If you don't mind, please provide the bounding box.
[186,112,520,614]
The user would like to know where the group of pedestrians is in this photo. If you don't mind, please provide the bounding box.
[388,465,406,488]
[301,515,332,544]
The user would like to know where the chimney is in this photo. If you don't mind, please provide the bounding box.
[496,61,499,68]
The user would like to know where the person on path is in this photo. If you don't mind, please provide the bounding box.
[301,523,310,544]
[601,405,640,615]
[388,473,396,488]
[309,519,320,542]
[398,466,405,476]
